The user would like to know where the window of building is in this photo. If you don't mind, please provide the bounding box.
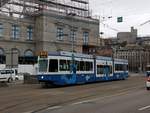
[70,30,76,41]
[49,59,58,72]
[27,26,33,40]
[19,56,37,64]
[19,50,37,64]
[0,48,4,55]
[0,23,3,37]
[12,25,20,39]
[83,32,89,45]
[57,28,63,40]
[25,50,33,57]
[0,48,5,64]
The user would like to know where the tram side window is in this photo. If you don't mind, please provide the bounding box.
[67,60,70,71]
[90,62,93,71]
[80,61,85,71]
[39,59,48,72]
[97,65,104,74]
[126,65,128,71]
[59,60,70,71]
[60,60,66,71]
[85,62,93,71]
[115,64,124,71]
[75,61,80,71]
[123,64,128,71]
[108,65,112,74]
[79,61,93,71]
[49,59,58,72]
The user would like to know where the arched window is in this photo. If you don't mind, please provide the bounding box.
[24,50,35,64]
[0,48,5,64]
[24,50,33,57]
[19,50,37,64]
[0,48,4,55]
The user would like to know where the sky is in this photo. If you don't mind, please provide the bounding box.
[89,0,150,38]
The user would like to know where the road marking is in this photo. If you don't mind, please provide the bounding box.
[71,86,139,106]
[71,99,96,105]
[23,106,62,113]
[47,106,62,110]
[138,105,150,111]
[23,111,33,113]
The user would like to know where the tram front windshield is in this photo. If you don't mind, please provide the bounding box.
[39,59,48,72]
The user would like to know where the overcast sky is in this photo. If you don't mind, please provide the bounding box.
[89,0,150,38]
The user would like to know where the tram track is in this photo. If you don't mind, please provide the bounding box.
[27,83,144,113]
[0,76,145,113]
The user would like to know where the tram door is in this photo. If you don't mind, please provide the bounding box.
[104,65,109,79]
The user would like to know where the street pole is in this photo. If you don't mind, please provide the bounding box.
[11,49,13,69]
[112,47,115,74]
[139,50,142,73]
[70,13,75,74]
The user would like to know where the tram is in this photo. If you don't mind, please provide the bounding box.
[37,51,128,86]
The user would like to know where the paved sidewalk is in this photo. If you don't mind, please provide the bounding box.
[129,72,145,77]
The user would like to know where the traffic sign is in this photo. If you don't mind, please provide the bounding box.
[117,17,123,23]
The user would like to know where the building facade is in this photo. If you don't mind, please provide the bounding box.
[117,27,137,44]
[137,36,150,45]
[0,10,99,66]
[115,45,150,72]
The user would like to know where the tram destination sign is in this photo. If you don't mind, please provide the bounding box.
[39,51,48,58]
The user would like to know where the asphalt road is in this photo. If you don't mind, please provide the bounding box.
[40,83,150,113]
[0,74,148,113]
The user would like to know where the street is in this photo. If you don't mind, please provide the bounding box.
[0,1,150,113]
[40,87,150,113]
[41,83,150,113]
[0,74,149,113]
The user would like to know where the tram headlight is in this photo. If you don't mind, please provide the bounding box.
[41,76,44,79]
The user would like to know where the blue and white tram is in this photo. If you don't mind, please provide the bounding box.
[37,51,128,86]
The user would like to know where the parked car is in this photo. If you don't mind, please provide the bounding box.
[146,76,150,90]
[0,68,18,83]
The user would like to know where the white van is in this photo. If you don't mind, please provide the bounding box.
[0,69,18,83]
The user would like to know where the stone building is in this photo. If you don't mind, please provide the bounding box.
[117,27,137,44]
[114,45,150,72]
[0,0,99,67]
[137,36,150,45]
[116,28,150,72]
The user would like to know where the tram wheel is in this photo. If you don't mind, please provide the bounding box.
[41,82,52,88]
